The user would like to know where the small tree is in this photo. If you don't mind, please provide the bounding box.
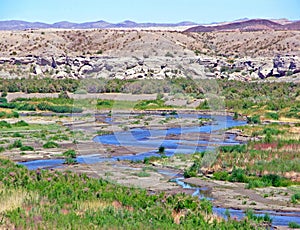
[158,146,165,155]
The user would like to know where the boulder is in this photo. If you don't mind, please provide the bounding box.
[14,57,34,65]
[56,57,66,65]
[79,65,93,75]
[37,57,51,66]
[54,71,69,79]
[33,65,42,75]
[289,61,296,70]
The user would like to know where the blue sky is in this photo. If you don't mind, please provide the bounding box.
[1,0,299,23]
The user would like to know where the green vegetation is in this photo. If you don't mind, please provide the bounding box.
[10,140,23,148]
[62,150,77,164]
[265,112,279,120]
[158,146,165,154]
[247,115,261,124]
[43,141,60,149]
[0,158,263,229]
[0,78,79,93]
[289,222,300,228]
[20,146,34,151]
[291,193,300,204]
[134,171,151,177]
[0,111,19,118]
[245,209,272,224]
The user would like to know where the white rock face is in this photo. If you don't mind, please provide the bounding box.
[33,65,42,75]
[0,54,299,81]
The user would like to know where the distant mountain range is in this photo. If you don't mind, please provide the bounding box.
[0,19,299,31]
[185,19,300,32]
[0,20,198,30]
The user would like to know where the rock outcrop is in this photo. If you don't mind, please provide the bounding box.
[0,54,299,81]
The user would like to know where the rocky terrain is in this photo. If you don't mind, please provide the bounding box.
[185,19,300,32]
[0,29,300,81]
[0,20,198,30]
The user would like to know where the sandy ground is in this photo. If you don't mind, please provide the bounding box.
[184,177,300,213]
[60,162,182,192]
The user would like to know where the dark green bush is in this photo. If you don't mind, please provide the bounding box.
[291,193,300,204]
[265,112,279,120]
[219,145,246,153]
[17,103,36,111]
[11,140,23,148]
[20,146,34,151]
[43,141,59,148]
[0,102,17,109]
[247,115,261,124]
[0,97,7,103]
[184,162,200,178]
[229,168,248,183]
[288,222,300,228]
[213,171,229,181]
[12,132,24,138]
[63,149,76,158]
[14,120,29,127]
[0,120,11,128]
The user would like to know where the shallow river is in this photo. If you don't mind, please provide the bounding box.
[18,113,300,227]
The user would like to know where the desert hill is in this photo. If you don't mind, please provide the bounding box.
[185,19,300,32]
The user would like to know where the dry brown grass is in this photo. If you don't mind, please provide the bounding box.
[76,199,110,213]
[0,188,33,213]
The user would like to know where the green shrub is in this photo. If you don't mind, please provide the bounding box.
[265,112,279,120]
[262,174,291,187]
[158,146,165,154]
[289,222,300,228]
[98,100,113,106]
[246,179,266,189]
[262,127,283,135]
[64,158,77,165]
[197,100,210,110]
[143,156,161,164]
[0,121,11,128]
[43,141,59,148]
[0,97,7,103]
[20,146,34,151]
[219,145,246,153]
[229,168,248,183]
[213,171,229,181]
[14,120,29,127]
[63,149,76,158]
[0,102,17,109]
[247,115,261,124]
[245,209,272,223]
[1,92,7,97]
[11,140,23,148]
[233,112,239,120]
[0,111,6,118]
[6,111,19,118]
[184,162,200,178]
[12,132,24,138]
[37,103,83,113]
[291,193,300,204]
[17,103,36,111]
